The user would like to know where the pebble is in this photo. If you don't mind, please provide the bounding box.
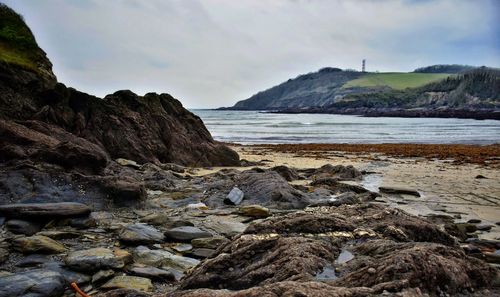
[119,223,165,244]
[367,267,377,274]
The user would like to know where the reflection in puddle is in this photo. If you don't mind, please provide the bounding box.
[335,249,354,264]
[314,264,337,280]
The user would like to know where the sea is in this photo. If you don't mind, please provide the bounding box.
[191,110,500,145]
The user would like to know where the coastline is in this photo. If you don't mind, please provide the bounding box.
[200,143,500,241]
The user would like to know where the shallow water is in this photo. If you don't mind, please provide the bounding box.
[314,264,337,280]
[335,249,355,265]
[192,110,500,144]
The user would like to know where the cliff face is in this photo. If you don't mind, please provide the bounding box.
[0,4,238,168]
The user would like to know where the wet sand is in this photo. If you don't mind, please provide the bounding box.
[198,143,500,241]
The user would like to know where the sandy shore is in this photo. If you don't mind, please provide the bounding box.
[198,143,500,241]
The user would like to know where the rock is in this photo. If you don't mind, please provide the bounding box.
[133,246,199,271]
[477,224,494,231]
[191,248,216,258]
[238,205,270,218]
[225,187,244,205]
[116,158,141,169]
[12,235,66,254]
[378,186,420,197]
[186,203,209,210]
[310,164,362,181]
[165,226,212,241]
[92,269,115,284]
[139,213,173,226]
[0,202,91,219]
[158,163,186,173]
[68,215,97,229]
[119,223,165,245]
[467,219,482,224]
[5,219,42,235]
[65,248,130,272]
[367,267,377,274]
[0,269,65,297]
[269,166,300,181]
[172,243,193,253]
[40,261,91,285]
[0,247,8,264]
[203,216,247,238]
[191,237,230,249]
[15,254,51,267]
[37,230,80,239]
[101,276,153,292]
[97,288,152,297]
[475,174,487,179]
[128,266,175,281]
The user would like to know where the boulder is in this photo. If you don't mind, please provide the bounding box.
[119,223,165,245]
[65,247,130,272]
[165,226,212,241]
[0,202,91,219]
[101,276,153,292]
[12,235,66,254]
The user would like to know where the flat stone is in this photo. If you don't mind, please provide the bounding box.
[225,187,244,205]
[36,230,80,239]
[128,266,175,281]
[191,248,216,258]
[165,226,212,241]
[238,205,270,218]
[379,186,420,197]
[0,202,91,219]
[172,243,193,253]
[191,237,230,249]
[467,219,482,224]
[12,235,66,254]
[0,247,8,264]
[102,275,153,292]
[477,224,494,231]
[92,269,115,284]
[116,158,141,169]
[65,247,130,272]
[0,269,65,297]
[203,216,246,237]
[15,254,51,267]
[119,223,165,244]
[133,246,199,271]
[6,219,42,235]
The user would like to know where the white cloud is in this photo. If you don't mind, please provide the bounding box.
[4,0,499,108]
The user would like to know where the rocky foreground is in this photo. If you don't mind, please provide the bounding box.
[0,161,499,297]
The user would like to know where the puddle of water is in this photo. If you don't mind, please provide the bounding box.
[314,264,337,280]
[335,249,354,265]
[360,174,383,193]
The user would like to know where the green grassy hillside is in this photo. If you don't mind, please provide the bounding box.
[0,3,41,71]
[342,72,451,90]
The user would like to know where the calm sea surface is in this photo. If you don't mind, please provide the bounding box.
[192,110,500,145]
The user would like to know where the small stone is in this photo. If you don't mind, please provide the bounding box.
[477,224,494,231]
[119,223,165,245]
[187,203,209,210]
[165,226,212,241]
[191,237,230,249]
[225,187,244,205]
[6,219,42,235]
[467,219,482,224]
[65,247,130,272]
[116,158,141,169]
[12,235,66,254]
[367,267,376,274]
[475,175,487,179]
[379,186,420,197]
[36,230,80,239]
[91,269,115,284]
[191,248,215,258]
[101,275,153,292]
[128,266,175,281]
[140,213,173,226]
[172,243,193,253]
[238,205,270,218]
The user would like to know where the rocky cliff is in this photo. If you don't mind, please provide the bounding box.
[0,4,238,208]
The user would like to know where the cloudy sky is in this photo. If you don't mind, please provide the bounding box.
[4,0,499,108]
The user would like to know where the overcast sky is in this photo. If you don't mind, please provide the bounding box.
[4,0,499,108]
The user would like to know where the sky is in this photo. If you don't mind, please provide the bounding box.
[4,0,500,108]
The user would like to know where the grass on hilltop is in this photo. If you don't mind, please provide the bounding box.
[0,3,41,71]
[343,72,452,90]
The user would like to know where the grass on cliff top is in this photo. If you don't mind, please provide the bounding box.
[343,72,452,90]
[0,4,40,70]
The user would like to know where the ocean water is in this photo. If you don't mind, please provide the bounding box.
[192,110,500,145]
